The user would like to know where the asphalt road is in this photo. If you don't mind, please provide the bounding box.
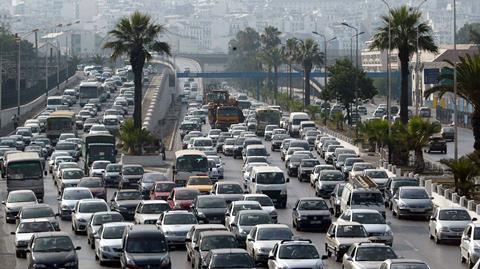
[0,58,469,269]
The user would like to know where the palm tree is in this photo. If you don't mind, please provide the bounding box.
[406,117,441,173]
[296,38,323,107]
[104,11,171,129]
[257,47,283,103]
[440,157,479,198]
[260,26,281,50]
[425,54,480,151]
[358,119,389,152]
[92,54,106,65]
[282,38,299,99]
[370,6,438,124]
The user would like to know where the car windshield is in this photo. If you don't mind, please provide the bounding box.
[256,172,285,184]
[188,177,211,185]
[92,213,124,225]
[353,163,375,171]
[365,170,388,178]
[106,165,121,172]
[125,235,168,253]
[176,190,199,200]
[92,162,110,169]
[290,155,308,162]
[163,214,198,225]
[142,203,170,214]
[22,207,55,219]
[345,159,363,166]
[197,197,226,208]
[302,160,320,167]
[18,221,54,233]
[200,235,237,251]
[143,173,167,183]
[298,200,328,210]
[257,228,293,240]
[224,139,235,145]
[400,189,429,199]
[209,130,221,135]
[8,192,36,203]
[123,166,144,175]
[218,184,243,194]
[63,170,84,179]
[320,172,344,181]
[56,143,75,151]
[33,236,74,252]
[63,190,92,200]
[155,183,175,192]
[210,253,255,268]
[390,264,429,269]
[117,191,142,200]
[195,139,213,146]
[233,204,262,215]
[278,245,320,259]
[103,225,128,239]
[336,225,367,237]
[79,178,103,188]
[246,196,273,207]
[238,213,271,226]
[79,202,108,213]
[438,210,471,221]
[352,192,384,205]
[352,213,386,224]
[355,246,397,261]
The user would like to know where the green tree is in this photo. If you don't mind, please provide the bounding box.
[257,47,282,102]
[104,11,171,129]
[296,38,323,107]
[260,26,281,50]
[370,6,438,124]
[424,54,480,151]
[325,58,377,122]
[457,22,480,44]
[440,157,479,199]
[358,119,389,152]
[91,54,106,65]
[406,117,441,173]
[282,38,299,98]
[119,118,155,155]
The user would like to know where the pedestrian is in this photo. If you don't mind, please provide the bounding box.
[12,114,19,129]
[159,138,166,160]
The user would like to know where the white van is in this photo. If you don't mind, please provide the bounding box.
[46,96,66,111]
[288,112,310,137]
[248,166,288,208]
[340,175,386,218]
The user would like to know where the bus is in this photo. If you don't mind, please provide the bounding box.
[5,152,45,201]
[173,150,208,186]
[79,81,104,106]
[255,108,282,136]
[45,111,77,144]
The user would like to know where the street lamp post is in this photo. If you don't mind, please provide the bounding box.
[15,29,39,116]
[410,0,428,116]
[381,0,392,137]
[312,31,336,96]
[453,0,458,160]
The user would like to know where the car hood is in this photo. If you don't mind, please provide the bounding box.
[255,240,282,250]
[335,237,371,245]
[91,168,105,174]
[100,238,122,248]
[6,201,36,210]
[362,224,389,234]
[217,194,244,202]
[105,172,120,177]
[351,261,384,269]
[117,200,142,207]
[125,252,169,265]
[137,213,162,221]
[122,175,143,180]
[276,259,323,268]
[437,220,472,229]
[61,200,79,209]
[401,198,433,207]
[162,224,195,233]
[261,206,276,214]
[32,250,76,264]
[75,212,95,221]
[153,191,170,197]
[197,207,227,215]
[15,232,35,243]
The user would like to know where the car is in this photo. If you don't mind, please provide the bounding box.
[292,197,332,231]
[72,198,109,234]
[187,176,214,194]
[208,156,225,179]
[384,177,419,209]
[168,187,200,210]
[267,239,327,269]
[315,170,345,198]
[134,200,171,224]
[246,224,293,265]
[230,210,272,248]
[12,218,56,258]
[211,181,245,203]
[348,162,375,180]
[191,195,227,224]
[55,141,80,161]
[391,186,433,219]
[215,132,232,152]
[429,207,475,244]
[109,189,143,220]
[342,157,364,178]
[94,222,132,265]
[89,124,110,134]
[89,160,111,177]
[242,162,269,188]
[225,200,263,229]
[243,194,277,223]
[86,211,124,249]
[207,128,222,143]
[286,154,309,177]
[26,232,81,269]
[342,242,398,269]
[119,164,144,189]
[461,223,480,268]
[204,248,256,269]
[310,164,335,187]
[325,221,370,262]
[297,159,321,182]
[150,181,176,200]
[58,168,85,193]
[3,190,38,223]
[426,136,447,154]
[77,177,107,200]
[363,169,390,190]
[271,134,290,152]
[157,210,198,246]
[339,209,394,245]
[120,225,171,269]
[139,172,168,199]
[441,127,455,141]
[324,145,344,164]
[185,224,228,264]
[103,163,122,187]
[57,187,93,220]
[379,259,431,269]
[16,204,60,231]
[330,183,346,217]
[53,161,79,183]
[193,230,239,269]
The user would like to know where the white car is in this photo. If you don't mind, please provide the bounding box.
[461,223,480,267]
[54,162,80,182]
[89,124,110,134]
[89,160,111,177]
[94,222,132,265]
[72,198,109,234]
[268,240,327,269]
[338,209,394,246]
[243,194,277,223]
[429,207,475,244]
[12,218,56,258]
[363,169,390,189]
[134,200,170,224]
[58,187,93,220]
[348,162,375,180]
[246,224,293,265]
[225,201,263,229]
[242,162,269,188]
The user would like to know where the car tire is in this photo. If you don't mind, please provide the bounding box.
[15,250,22,258]
[461,254,466,263]
[434,232,442,244]
[335,249,342,262]
[325,244,332,257]
[469,256,475,268]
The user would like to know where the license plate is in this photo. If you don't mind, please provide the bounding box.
[410,208,424,212]
[311,221,322,224]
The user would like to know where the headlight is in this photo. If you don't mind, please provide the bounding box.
[384,229,393,236]
[439,227,449,232]
[61,205,70,210]
[256,247,270,253]
[64,261,77,267]
[101,246,112,252]
[298,215,307,220]
[397,201,407,208]
[197,212,205,217]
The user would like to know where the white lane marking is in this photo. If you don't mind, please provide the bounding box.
[403,239,420,252]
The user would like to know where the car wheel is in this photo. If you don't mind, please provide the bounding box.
[325,244,332,257]
[469,255,475,268]
[461,254,466,263]
[15,250,22,258]
[335,249,342,262]
[434,232,442,244]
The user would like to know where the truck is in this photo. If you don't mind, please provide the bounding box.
[82,133,116,173]
[204,89,244,131]
[255,108,282,136]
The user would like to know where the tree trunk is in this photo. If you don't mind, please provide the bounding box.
[414,147,425,173]
[304,67,311,107]
[472,108,480,151]
[398,52,410,125]
[346,104,351,125]
[273,64,278,105]
[289,63,293,99]
[130,52,145,130]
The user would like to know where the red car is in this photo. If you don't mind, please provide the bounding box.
[150,181,176,200]
[77,177,107,200]
[167,187,200,210]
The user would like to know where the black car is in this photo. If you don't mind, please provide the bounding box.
[203,248,255,269]
[139,172,168,199]
[232,137,246,159]
[441,127,455,142]
[271,134,290,151]
[27,232,81,269]
[292,197,332,232]
[120,225,171,269]
[191,195,227,224]
[110,189,143,220]
[426,136,447,154]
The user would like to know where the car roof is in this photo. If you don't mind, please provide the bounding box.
[193,224,228,230]
[209,248,248,254]
[237,209,268,215]
[199,230,234,238]
[334,221,363,226]
[348,209,382,214]
[102,222,131,228]
[164,210,192,215]
[252,166,282,173]
[19,218,51,223]
[140,200,169,205]
[34,231,70,238]
[255,224,290,229]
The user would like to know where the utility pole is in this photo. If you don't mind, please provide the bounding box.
[312,32,336,97]
[381,0,392,138]
[453,0,458,160]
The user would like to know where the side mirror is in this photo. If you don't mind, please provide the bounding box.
[345,256,352,261]
[75,246,81,250]
[268,255,274,260]
[1,201,4,205]
[10,231,15,235]
[286,178,290,183]
[430,217,436,221]
[44,171,47,176]
[473,218,478,221]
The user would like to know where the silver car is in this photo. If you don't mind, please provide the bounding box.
[246,224,293,265]
[12,218,55,258]
[72,199,109,234]
[342,242,398,269]
[57,187,93,220]
[429,207,475,244]
[460,223,480,268]
[87,211,124,249]
[392,186,433,219]
[94,222,132,265]
[157,210,198,246]
[268,240,327,269]
[3,190,38,224]
[17,204,60,231]
[338,209,394,246]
